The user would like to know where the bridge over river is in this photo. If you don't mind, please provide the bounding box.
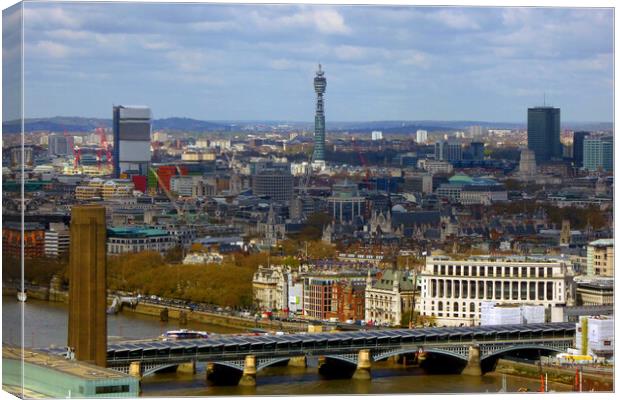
[50,322,576,386]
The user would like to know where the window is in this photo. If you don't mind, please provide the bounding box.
[538,268,544,278]
[456,266,461,276]
[464,266,469,276]
[440,265,446,275]
[95,385,130,394]
[521,267,527,277]
[604,340,611,346]
[547,267,552,277]
[448,266,454,275]
[472,266,477,277]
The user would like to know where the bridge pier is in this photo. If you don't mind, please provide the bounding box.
[128,361,142,379]
[177,360,196,374]
[352,349,372,380]
[288,356,307,368]
[461,345,482,376]
[238,355,257,386]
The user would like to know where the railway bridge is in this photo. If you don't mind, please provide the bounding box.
[60,322,576,386]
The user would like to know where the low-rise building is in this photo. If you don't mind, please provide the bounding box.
[365,269,415,326]
[44,223,70,258]
[586,239,613,277]
[106,227,177,255]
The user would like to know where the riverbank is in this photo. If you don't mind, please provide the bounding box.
[2,285,307,333]
[126,302,307,332]
[493,359,613,392]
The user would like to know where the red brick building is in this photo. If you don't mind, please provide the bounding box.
[3,222,46,258]
[327,280,366,322]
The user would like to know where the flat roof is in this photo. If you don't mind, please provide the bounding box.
[4,347,132,381]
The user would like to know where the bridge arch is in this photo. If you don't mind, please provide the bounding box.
[142,363,181,377]
[324,354,358,366]
[256,357,291,372]
[481,344,563,361]
[373,347,468,363]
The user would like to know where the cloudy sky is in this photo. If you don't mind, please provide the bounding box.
[4,2,614,122]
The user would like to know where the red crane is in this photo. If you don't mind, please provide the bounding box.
[96,127,112,171]
[353,137,373,190]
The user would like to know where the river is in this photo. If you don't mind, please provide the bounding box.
[2,296,573,395]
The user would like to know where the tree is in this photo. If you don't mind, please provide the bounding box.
[164,245,184,263]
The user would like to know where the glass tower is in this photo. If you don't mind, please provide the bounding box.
[527,106,561,163]
[312,64,327,162]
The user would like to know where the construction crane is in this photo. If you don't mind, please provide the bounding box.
[352,137,373,191]
[149,167,184,220]
[95,127,112,172]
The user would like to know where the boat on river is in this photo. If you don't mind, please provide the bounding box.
[160,329,209,341]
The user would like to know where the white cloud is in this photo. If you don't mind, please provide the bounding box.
[426,9,481,30]
[250,8,351,35]
[27,40,74,59]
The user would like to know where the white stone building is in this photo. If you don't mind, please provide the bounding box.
[365,269,415,327]
[419,255,574,327]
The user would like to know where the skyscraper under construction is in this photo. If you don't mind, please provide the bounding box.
[312,64,327,163]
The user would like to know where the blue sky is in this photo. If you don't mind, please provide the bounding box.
[6,3,615,122]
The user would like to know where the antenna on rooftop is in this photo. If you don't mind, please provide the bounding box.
[543,92,546,107]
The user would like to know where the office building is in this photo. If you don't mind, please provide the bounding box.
[572,131,589,167]
[583,136,613,172]
[518,148,537,177]
[68,206,107,367]
[113,105,152,178]
[48,133,74,156]
[312,64,327,163]
[419,255,573,326]
[107,227,177,255]
[365,269,415,326]
[527,106,561,162]
[415,130,428,144]
[586,239,613,277]
[252,168,293,203]
[44,223,70,258]
[371,131,383,141]
[434,141,462,162]
[469,142,485,161]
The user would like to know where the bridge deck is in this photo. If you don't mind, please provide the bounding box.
[92,322,575,364]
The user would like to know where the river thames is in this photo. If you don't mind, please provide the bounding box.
[2,296,572,395]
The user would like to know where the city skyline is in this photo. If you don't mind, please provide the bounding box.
[3,3,613,123]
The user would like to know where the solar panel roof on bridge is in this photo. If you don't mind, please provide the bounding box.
[107,322,575,351]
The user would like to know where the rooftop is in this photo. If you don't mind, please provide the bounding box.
[3,347,130,381]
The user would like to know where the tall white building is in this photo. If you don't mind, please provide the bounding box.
[371,131,383,141]
[416,130,428,144]
[419,255,574,327]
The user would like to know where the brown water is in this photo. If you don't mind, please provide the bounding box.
[2,296,574,395]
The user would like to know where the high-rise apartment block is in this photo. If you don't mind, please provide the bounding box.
[415,130,428,144]
[113,105,152,178]
[527,106,561,162]
[572,131,589,167]
[435,141,462,162]
[583,136,613,172]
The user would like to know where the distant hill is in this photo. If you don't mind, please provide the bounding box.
[2,116,612,134]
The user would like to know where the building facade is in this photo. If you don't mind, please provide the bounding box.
[419,255,573,327]
[113,105,151,178]
[586,239,613,277]
[106,227,177,254]
[583,136,613,172]
[365,269,415,326]
[252,169,293,203]
[527,106,561,162]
